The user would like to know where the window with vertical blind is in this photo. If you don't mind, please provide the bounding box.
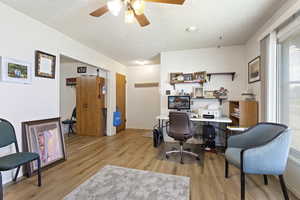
[278,29,300,151]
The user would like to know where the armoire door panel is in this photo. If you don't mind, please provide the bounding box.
[76,76,105,137]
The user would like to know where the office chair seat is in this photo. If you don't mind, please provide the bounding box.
[62,119,76,124]
[0,152,39,171]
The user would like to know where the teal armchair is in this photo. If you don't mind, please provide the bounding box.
[225,123,291,200]
[0,118,41,199]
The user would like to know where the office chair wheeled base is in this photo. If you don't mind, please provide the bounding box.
[166,142,200,164]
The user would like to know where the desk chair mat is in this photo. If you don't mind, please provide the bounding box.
[156,142,204,166]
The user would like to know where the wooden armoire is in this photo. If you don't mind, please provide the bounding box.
[229,100,258,127]
[76,75,106,136]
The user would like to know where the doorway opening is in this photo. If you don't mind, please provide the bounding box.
[59,55,109,137]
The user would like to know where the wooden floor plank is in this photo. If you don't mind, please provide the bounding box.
[3,130,299,200]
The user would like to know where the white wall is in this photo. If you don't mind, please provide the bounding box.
[160,46,247,115]
[0,2,127,184]
[127,65,160,130]
[245,0,300,197]
[246,0,300,119]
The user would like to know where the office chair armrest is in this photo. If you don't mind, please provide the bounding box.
[241,129,292,174]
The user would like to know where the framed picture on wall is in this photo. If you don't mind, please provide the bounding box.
[0,57,32,84]
[22,118,66,176]
[248,56,261,83]
[35,50,56,79]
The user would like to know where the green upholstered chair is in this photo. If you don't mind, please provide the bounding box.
[0,118,41,198]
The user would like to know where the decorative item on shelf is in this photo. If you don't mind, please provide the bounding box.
[170,72,183,84]
[183,73,193,81]
[213,87,229,99]
[0,57,32,84]
[178,89,185,96]
[194,71,207,83]
[204,90,215,99]
[22,118,66,176]
[66,78,77,86]
[35,50,56,79]
[177,74,184,81]
[77,66,87,73]
[248,56,261,83]
[192,86,204,98]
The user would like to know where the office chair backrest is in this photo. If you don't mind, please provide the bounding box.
[71,107,76,120]
[168,112,192,139]
[0,118,18,150]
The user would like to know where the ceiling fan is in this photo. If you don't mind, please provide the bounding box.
[90,0,185,27]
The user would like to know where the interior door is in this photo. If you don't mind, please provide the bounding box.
[116,73,126,132]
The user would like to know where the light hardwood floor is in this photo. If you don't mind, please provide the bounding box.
[4,130,299,200]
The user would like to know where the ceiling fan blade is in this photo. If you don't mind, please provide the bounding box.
[90,5,109,17]
[145,0,185,5]
[134,13,150,27]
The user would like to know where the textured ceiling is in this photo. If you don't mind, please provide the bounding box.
[0,0,286,66]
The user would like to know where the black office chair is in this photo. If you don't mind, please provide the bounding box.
[0,118,41,199]
[62,108,76,136]
[166,112,200,164]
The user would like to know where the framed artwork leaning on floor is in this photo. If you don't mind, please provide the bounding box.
[22,118,66,175]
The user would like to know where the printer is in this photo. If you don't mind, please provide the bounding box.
[202,104,223,119]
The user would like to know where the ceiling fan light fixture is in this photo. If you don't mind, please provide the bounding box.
[135,60,149,65]
[132,0,145,15]
[107,0,123,16]
[185,26,199,32]
[125,9,135,23]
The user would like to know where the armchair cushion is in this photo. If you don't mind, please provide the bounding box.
[225,147,242,168]
[243,129,292,175]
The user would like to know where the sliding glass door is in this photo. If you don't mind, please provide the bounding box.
[278,31,300,151]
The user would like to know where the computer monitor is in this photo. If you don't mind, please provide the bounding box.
[168,96,191,110]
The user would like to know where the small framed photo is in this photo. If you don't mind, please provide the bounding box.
[248,56,261,83]
[77,66,87,73]
[22,118,66,176]
[35,50,56,79]
[0,57,32,84]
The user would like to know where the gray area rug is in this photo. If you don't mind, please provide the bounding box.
[157,142,204,166]
[64,165,190,200]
